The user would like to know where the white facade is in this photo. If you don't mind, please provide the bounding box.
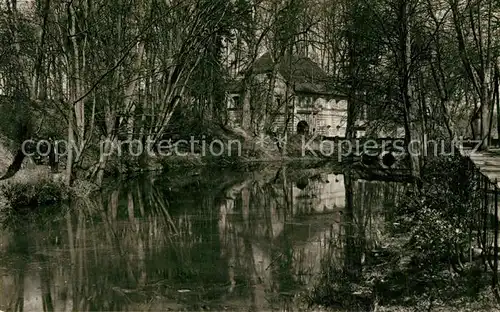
[226,69,355,137]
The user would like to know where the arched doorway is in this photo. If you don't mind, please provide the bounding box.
[297,120,309,135]
[296,177,309,190]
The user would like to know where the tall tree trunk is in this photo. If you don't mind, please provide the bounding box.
[399,0,420,177]
[480,77,492,149]
[343,171,362,281]
[241,72,253,131]
[495,66,500,145]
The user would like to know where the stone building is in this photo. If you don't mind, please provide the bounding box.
[227,52,366,137]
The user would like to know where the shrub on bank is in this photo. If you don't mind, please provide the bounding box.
[394,156,477,266]
[0,180,69,211]
[307,155,494,311]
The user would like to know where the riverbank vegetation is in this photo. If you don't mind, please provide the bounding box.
[307,155,500,311]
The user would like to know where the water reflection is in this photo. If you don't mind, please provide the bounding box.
[0,167,403,311]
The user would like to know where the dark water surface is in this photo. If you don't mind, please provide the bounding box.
[0,167,403,311]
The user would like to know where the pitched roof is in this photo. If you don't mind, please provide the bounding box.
[253,52,329,83]
[227,52,339,95]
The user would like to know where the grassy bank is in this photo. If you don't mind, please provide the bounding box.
[0,167,69,224]
[97,127,340,179]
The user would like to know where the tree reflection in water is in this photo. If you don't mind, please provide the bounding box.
[310,168,405,310]
[0,167,403,311]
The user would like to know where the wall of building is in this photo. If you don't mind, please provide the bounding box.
[225,73,353,138]
[292,97,348,137]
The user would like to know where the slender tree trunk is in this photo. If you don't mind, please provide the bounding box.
[343,170,362,281]
[480,79,492,149]
[241,72,253,131]
[495,66,500,145]
[264,57,279,134]
[399,0,420,177]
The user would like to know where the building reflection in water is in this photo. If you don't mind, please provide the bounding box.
[0,168,403,311]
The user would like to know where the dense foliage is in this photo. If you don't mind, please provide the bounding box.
[0,180,69,210]
[309,156,497,310]
[0,0,498,184]
[395,156,479,269]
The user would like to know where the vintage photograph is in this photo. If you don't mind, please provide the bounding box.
[0,0,499,310]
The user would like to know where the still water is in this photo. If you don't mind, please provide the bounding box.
[0,166,403,311]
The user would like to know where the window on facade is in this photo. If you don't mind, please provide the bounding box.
[426,106,432,116]
[228,95,239,109]
[360,103,367,120]
[338,100,347,110]
[233,96,240,107]
[315,98,325,109]
[328,100,336,109]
